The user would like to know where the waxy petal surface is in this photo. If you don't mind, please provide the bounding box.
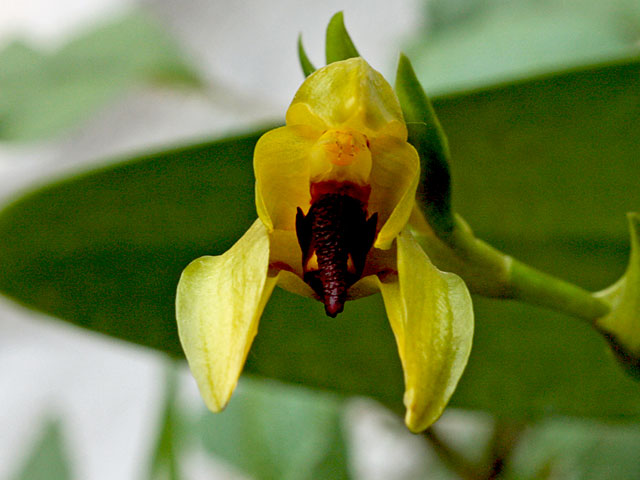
[286,58,407,139]
[368,136,420,249]
[378,230,474,432]
[176,220,278,412]
[254,125,318,231]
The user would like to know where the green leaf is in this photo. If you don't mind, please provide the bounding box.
[0,131,261,356]
[12,420,73,480]
[441,59,640,242]
[396,55,453,236]
[395,54,449,134]
[198,378,350,480]
[0,10,203,142]
[297,35,316,77]
[2,59,640,420]
[325,12,360,64]
[407,122,453,238]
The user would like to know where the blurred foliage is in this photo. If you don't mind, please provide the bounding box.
[11,420,72,480]
[509,418,640,479]
[198,377,350,480]
[149,366,182,480]
[1,57,639,421]
[409,0,640,93]
[145,367,351,480]
[0,10,203,142]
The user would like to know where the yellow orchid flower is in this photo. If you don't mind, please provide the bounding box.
[176,57,474,433]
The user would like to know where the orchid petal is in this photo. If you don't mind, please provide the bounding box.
[368,137,420,249]
[377,229,474,432]
[176,220,278,412]
[286,58,407,139]
[268,229,317,298]
[254,125,319,231]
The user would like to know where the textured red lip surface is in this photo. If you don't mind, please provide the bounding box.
[296,189,377,317]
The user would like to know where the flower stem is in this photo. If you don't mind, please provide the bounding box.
[411,207,611,323]
[510,259,609,321]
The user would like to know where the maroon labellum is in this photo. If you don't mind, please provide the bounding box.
[295,181,378,317]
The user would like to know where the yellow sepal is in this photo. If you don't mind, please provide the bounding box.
[254,125,318,231]
[286,57,407,140]
[176,220,278,412]
[377,229,474,432]
[368,136,420,249]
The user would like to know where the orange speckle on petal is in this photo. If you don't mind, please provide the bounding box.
[309,129,372,184]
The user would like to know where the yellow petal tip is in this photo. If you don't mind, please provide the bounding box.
[203,389,231,413]
[176,220,277,414]
[286,57,407,138]
[403,387,443,433]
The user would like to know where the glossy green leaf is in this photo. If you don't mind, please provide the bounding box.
[198,378,350,480]
[12,420,72,480]
[441,59,640,242]
[325,12,360,64]
[0,131,260,355]
[1,59,640,419]
[0,10,202,142]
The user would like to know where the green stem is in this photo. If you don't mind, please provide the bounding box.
[510,260,609,321]
[412,208,611,323]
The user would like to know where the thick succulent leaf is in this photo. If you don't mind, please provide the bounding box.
[0,131,263,356]
[444,59,640,241]
[378,230,473,432]
[2,60,640,419]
